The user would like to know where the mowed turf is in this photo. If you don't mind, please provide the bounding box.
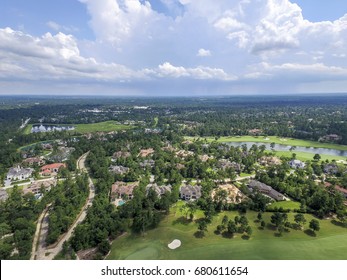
[74,121,133,133]
[108,203,347,260]
[272,150,347,162]
[266,201,301,211]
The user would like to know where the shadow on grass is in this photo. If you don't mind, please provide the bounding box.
[258,226,265,230]
[274,232,283,237]
[214,230,221,235]
[291,223,302,231]
[172,216,192,226]
[331,220,347,228]
[221,232,234,239]
[266,223,277,231]
[304,229,317,237]
[241,235,250,240]
[194,231,205,239]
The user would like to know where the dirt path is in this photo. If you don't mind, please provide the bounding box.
[32,152,95,260]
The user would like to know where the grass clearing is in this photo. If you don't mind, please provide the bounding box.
[186,136,347,151]
[267,201,301,211]
[272,150,347,162]
[74,121,133,134]
[108,205,347,260]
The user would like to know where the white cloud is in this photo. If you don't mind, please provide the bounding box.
[2,1,347,94]
[46,21,79,33]
[155,62,236,80]
[0,27,143,82]
[197,48,211,57]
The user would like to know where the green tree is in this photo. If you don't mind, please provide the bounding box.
[227,220,237,236]
[313,154,321,161]
[309,219,320,233]
[245,226,252,237]
[294,213,306,229]
[257,212,263,221]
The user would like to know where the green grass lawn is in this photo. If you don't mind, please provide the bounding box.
[153,117,159,127]
[267,201,301,211]
[23,124,32,135]
[108,203,347,260]
[272,150,347,161]
[186,136,347,151]
[74,121,133,134]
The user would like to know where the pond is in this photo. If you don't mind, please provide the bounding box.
[31,124,75,133]
[224,142,347,157]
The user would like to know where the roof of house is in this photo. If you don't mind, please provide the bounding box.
[112,151,131,158]
[111,182,138,196]
[180,185,202,196]
[146,184,172,195]
[41,163,66,170]
[7,166,33,177]
[138,148,155,157]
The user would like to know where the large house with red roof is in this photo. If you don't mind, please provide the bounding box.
[40,163,66,176]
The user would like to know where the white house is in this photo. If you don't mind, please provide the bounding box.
[6,166,33,181]
[289,159,306,169]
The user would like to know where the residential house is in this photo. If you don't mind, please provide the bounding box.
[199,154,213,162]
[323,163,339,175]
[112,151,131,160]
[289,159,306,169]
[259,156,282,166]
[146,183,172,196]
[109,165,129,175]
[176,150,194,159]
[212,184,244,204]
[180,185,202,201]
[319,134,342,143]
[145,128,161,134]
[138,148,155,157]
[139,159,155,168]
[23,179,56,196]
[41,143,53,150]
[111,181,138,201]
[218,159,242,173]
[249,129,263,136]
[22,157,46,167]
[40,163,66,176]
[248,180,286,201]
[6,166,34,181]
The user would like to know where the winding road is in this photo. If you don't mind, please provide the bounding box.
[31,152,95,260]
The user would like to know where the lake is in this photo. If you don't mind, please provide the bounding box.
[224,142,347,157]
[31,124,75,133]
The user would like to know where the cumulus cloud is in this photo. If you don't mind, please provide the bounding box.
[197,48,211,57]
[0,27,143,82]
[1,0,347,94]
[154,62,236,80]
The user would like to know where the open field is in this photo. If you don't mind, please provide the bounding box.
[266,201,301,211]
[272,150,347,161]
[23,121,133,135]
[185,136,347,151]
[107,202,347,260]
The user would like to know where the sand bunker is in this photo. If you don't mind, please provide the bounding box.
[168,239,181,250]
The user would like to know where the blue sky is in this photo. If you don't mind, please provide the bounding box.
[0,0,347,95]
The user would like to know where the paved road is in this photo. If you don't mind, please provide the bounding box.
[32,152,95,260]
